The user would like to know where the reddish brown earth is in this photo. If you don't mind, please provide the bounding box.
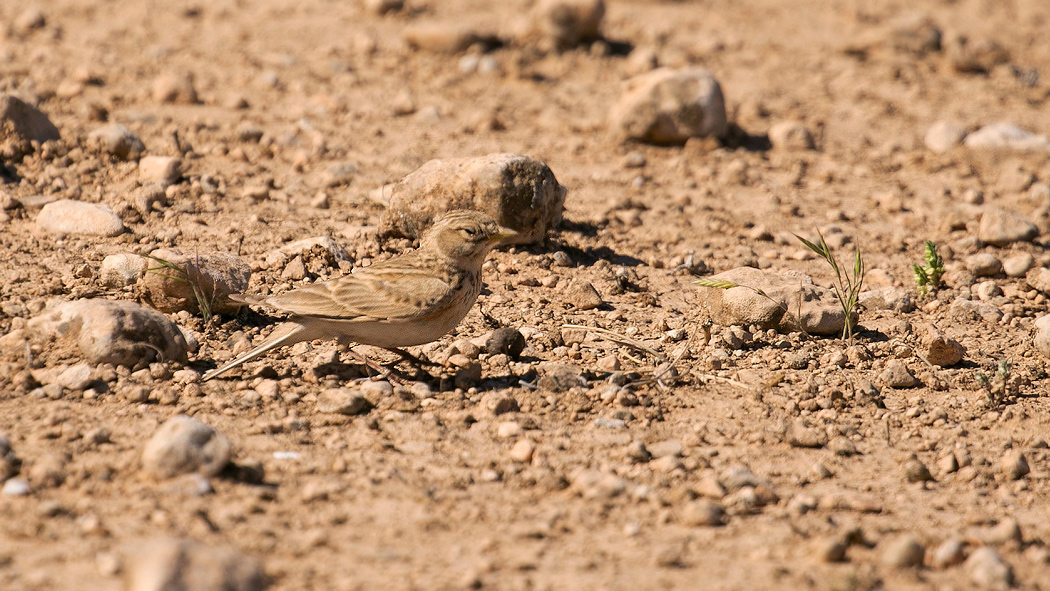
[2,0,1050,589]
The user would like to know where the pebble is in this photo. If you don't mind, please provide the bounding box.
[785,419,827,449]
[1002,253,1034,277]
[509,439,535,463]
[985,518,1022,545]
[139,156,182,184]
[2,478,30,496]
[1000,449,1029,480]
[622,151,647,168]
[923,332,966,367]
[931,538,966,569]
[964,122,1050,152]
[56,363,93,391]
[88,123,146,160]
[965,253,1002,277]
[141,248,251,314]
[124,538,266,591]
[141,415,232,479]
[480,392,519,415]
[1034,315,1050,359]
[0,95,61,150]
[378,153,565,246]
[486,328,525,359]
[608,67,727,144]
[882,534,925,568]
[827,436,858,457]
[681,500,726,526]
[1026,267,1050,295]
[316,388,373,415]
[880,360,919,388]
[565,279,603,310]
[27,299,190,366]
[978,208,1038,246]
[36,200,124,237]
[768,120,814,150]
[812,537,848,563]
[497,421,521,438]
[964,547,1014,590]
[925,120,967,153]
[28,454,66,488]
[402,24,486,54]
[974,280,1000,301]
[99,253,148,288]
[362,0,404,15]
[152,73,198,104]
[572,469,626,499]
[526,0,605,50]
[903,454,934,483]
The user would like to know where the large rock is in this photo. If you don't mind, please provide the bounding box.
[526,0,605,51]
[608,67,727,145]
[978,208,1038,246]
[124,537,266,591]
[141,415,232,479]
[26,299,190,367]
[697,267,851,335]
[378,153,565,245]
[36,200,125,237]
[142,248,251,315]
[0,94,60,161]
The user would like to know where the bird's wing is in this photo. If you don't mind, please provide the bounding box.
[262,265,454,321]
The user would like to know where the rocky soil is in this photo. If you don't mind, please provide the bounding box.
[2,0,1050,590]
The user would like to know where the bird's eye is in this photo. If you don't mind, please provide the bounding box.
[461,227,480,238]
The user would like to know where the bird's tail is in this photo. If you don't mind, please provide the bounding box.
[202,321,311,381]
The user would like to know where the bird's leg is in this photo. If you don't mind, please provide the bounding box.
[385,347,439,368]
[340,340,410,384]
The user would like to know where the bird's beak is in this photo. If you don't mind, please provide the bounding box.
[490,226,518,244]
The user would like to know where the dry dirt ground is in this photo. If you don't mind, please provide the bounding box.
[2,0,1050,589]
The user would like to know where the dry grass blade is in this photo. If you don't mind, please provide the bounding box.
[560,324,667,362]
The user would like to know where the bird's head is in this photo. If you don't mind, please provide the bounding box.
[421,210,518,266]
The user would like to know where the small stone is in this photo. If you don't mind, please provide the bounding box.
[152,73,198,104]
[785,419,827,449]
[526,0,605,50]
[681,500,725,527]
[964,122,1050,151]
[650,455,682,473]
[509,439,535,463]
[316,389,373,415]
[88,124,146,160]
[979,208,1038,246]
[571,469,626,499]
[537,364,584,392]
[486,328,526,359]
[608,67,727,145]
[28,454,66,488]
[14,8,46,33]
[99,253,148,288]
[141,415,232,479]
[2,478,30,496]
[931,538,966,569]
[647,440,683,459]
[1026,267,1050,295]
[937,453,959,475]
[362,0,404,15]
[1002,253,1035,277]
[1034,315,1050,359]
[925,120,967,153]
[566,279,603,310]
[480,392,519,415]
[924,332,965,367]
[139,156,182,184]
[496,421,521,438]
[1000,449,1030,480]
[402,24,488,54]
[768,120,814,150]
[882,534,925,568]
[964,547,1014,590]
[974,280,1000,301]
[903,455,934,483]
[36,200,124,237]
[0,95,61,158]
[880,360,919,388]
[966,253,1002,277]
[622,151,646,168]
[124,538,266,591]
[596,354,620,372]
[985,518,1022,545]
[827,436,858,457]
[812,537,848,563]
[56,363,93,391]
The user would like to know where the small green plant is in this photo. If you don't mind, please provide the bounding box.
[977,359,1014,408]
[911,240,944,297]
[145,254,216,323]
[794,231,865,341]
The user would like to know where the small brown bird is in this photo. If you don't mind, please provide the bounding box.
[202,210,517,381]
